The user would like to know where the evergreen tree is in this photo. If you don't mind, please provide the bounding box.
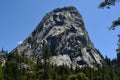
[43,43,51,60]
[116,35,120,64]
[98,0,116,9]
[42,43,51,80]
[0,62,4,80]
[98,0,120,30]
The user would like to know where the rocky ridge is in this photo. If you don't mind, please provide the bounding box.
[11,6,103,67]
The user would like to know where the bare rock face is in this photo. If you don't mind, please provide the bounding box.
[0,50,7,67]
[18,63,32,72]
[11,6,103,67]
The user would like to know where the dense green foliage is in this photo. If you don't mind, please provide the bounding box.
[0,52,120,80]
[0,45,120,80]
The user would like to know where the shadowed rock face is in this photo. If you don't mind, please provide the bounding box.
[11,6,103,67]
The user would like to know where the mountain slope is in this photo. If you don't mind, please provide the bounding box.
[11,6,103,67]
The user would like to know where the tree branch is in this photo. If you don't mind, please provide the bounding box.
[109,17,120,30]
[98,0,116,8]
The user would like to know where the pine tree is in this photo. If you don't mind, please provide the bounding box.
[0,63,4,80]
[117,35,120,64]
[42,43,51,80]
[43,43,51,60]
[98,0,120,30]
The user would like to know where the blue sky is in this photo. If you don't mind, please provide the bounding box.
[0,0,120,59]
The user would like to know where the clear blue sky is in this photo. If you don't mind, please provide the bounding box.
[0,0,120,59]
